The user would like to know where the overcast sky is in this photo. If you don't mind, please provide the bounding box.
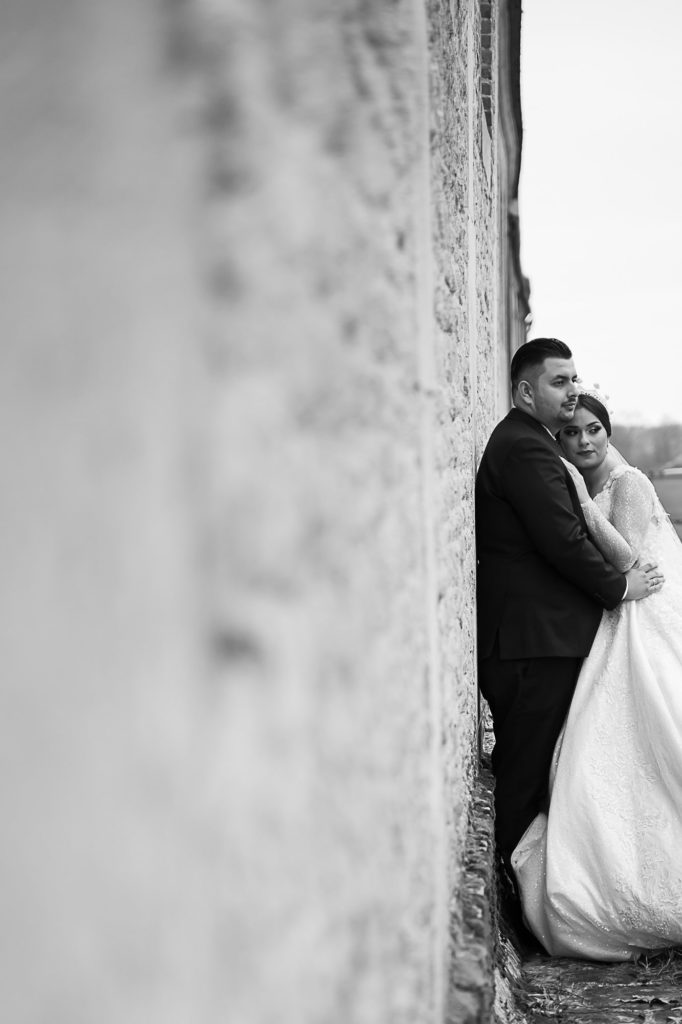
[519,0,682,424]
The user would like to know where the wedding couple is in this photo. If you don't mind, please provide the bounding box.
[476,337,682,961]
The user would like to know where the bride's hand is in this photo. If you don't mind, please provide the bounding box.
[624,561,664,601]
[561,457,590,504]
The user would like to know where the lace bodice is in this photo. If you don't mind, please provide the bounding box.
[572,463,676,573]
[594,464,666,555]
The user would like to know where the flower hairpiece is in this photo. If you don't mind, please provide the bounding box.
[577,382,614,417]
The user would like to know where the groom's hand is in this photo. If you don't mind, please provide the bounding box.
[623,561,664,601]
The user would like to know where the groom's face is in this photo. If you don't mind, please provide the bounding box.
[526,357,580,431]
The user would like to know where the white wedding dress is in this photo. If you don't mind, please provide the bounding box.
[512,462,682,961]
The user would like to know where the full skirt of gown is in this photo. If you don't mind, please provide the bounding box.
[512,467,682,960]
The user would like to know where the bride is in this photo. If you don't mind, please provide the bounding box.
[512,389,682,961]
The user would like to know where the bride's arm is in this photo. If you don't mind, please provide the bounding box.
[562,460,637,572]
[609,470,657,554]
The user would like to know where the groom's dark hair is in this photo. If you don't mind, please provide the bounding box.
[511,338,572,389]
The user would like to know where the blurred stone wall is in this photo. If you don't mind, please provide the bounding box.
[0,0,523,1021]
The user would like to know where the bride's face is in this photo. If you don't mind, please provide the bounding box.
[559,406,609,471]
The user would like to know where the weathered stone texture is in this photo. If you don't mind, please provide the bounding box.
[427,2,501,1005]
[447,757,498,1023]
[204,3,441,1021]
[0,0,518,1021]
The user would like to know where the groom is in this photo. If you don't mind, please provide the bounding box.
[475,338,661,877]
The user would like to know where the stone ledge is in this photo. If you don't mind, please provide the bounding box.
[447,755,497,1024]
[447,746,540,1024]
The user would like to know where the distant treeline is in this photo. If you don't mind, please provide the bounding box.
[612,421,682,474]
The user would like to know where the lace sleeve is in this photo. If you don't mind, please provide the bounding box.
[560,458,635,571]
[609,468,656,554]
[579,499,636,572]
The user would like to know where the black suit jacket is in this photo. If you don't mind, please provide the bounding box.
[475,407,626,660]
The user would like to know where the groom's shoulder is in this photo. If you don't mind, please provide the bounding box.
[478,411,562,487]
[484,408,552,452]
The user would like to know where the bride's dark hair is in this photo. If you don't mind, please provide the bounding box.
[576,393,612,437]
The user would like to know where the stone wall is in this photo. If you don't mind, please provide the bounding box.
[427,2,501,1018]
[0,0,523,1021]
